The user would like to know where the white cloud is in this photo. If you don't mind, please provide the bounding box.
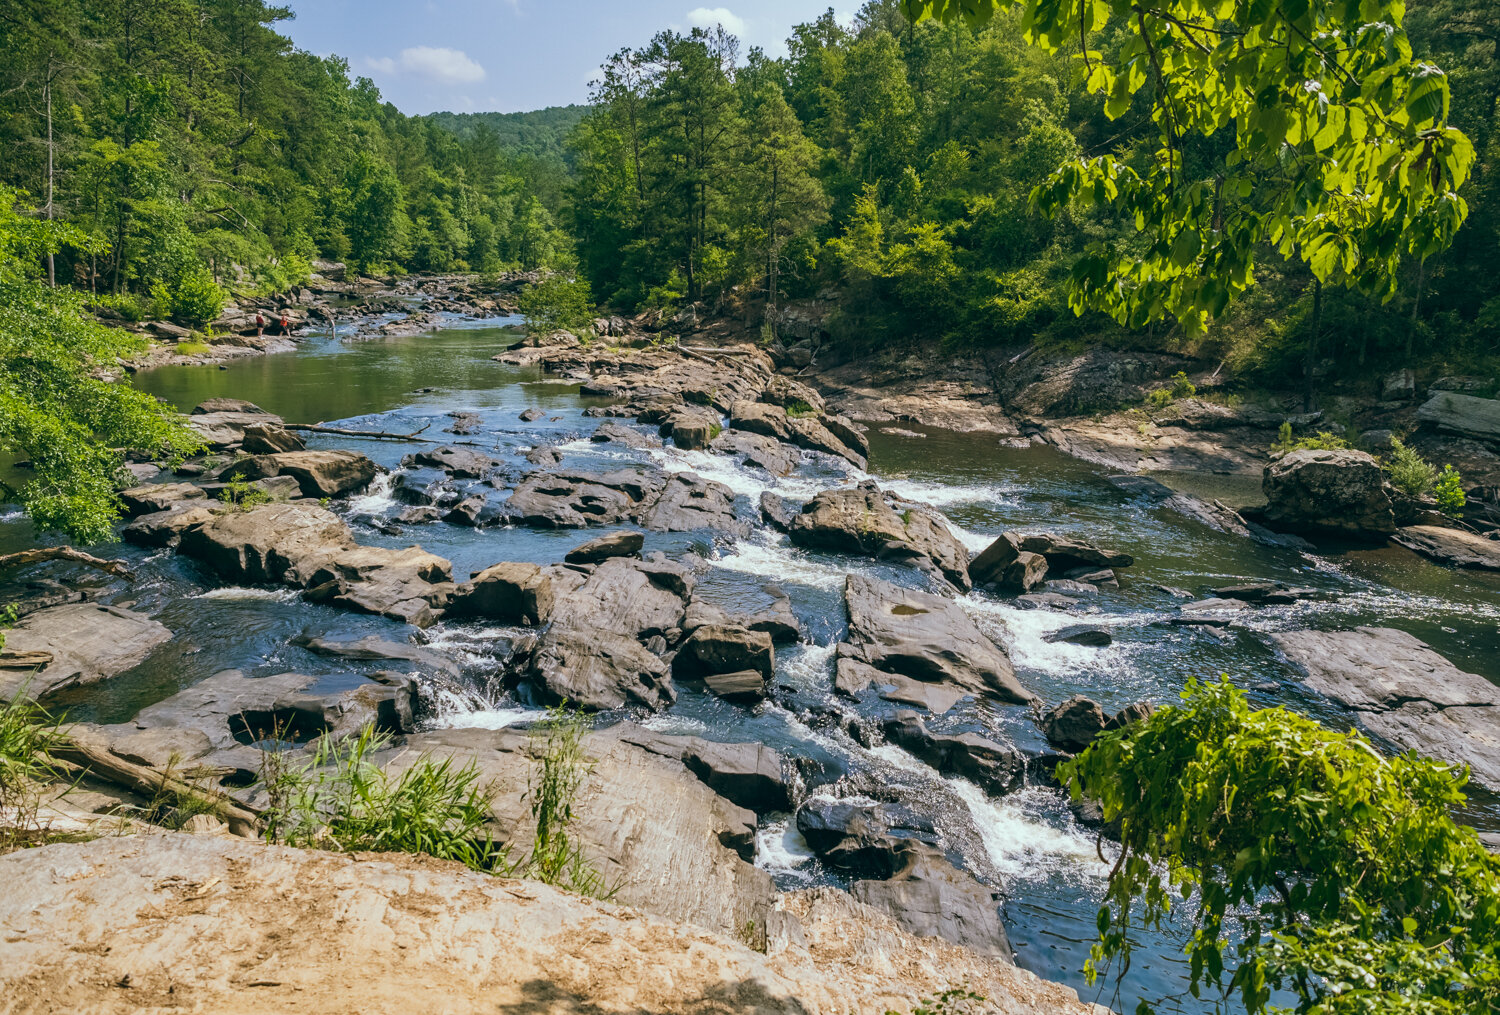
[686,6,747,36]
[366,46,487,84]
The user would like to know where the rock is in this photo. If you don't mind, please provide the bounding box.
[1044,625,1112,647]
[786,414,866,468]
[1014,592,1082,611]
[677,625,774,680]
[1042,579,1098,596]
[523,445,562,466]
[304,546,455,627]
[852,848,1012,959]
[1210,582,1319,604]
[122,502,223,547]
[841,575,1032,707]
[443,494,488,526]
[507,469,664,528]
[591,421,661,449]
[447,562,554,625]
[0,835,1100,1015]
[1394,525,1500,571]
[760,491,800,532]
[1382,369,1416,400]
[660,407,720,450]
[240,423,306,454]
[1040,696,1107,754]
[968,533,1022,585]
[229,450,378,498]
[1417,391,1500,445]
[760,375,825,415]
[445,411,482,435]
[518,407,546,422]
[1262,448,1396,538]
[0,604,171,704]
[745,595,801,644]
[790,484,972,591]
[729,399,793,442]
[822,414,871,459]
[179,501,356,586]
[711,429,801,474]
[118,482,206,517]
[638,472,745,534]
[187,410,280,450]
[391,468,458,507]
[881,711,1025,796]
[292,634,462,678]
[400,446,500,479]
[1001,552,1049,592]
[1271,627,1500,790]
[622,730,792,812]
[1017,533,1134,571]
[702,670,768,701]
[565,530,645,564]
[191,398,274,416]
[796,797,938,878]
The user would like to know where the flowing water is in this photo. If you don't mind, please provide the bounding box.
[7,313,1500,1012]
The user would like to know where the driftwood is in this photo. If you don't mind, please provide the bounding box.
[53,729,262,837]
[0,651,54,670]
[0,546,134,580]
[283,421,433,442]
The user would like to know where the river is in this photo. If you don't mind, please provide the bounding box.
[7,312,1500,1011]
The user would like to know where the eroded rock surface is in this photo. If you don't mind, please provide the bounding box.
[790,483,972,591]
[0,604,171,704]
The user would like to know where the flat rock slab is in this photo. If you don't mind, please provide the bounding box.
[0,836,1101,1015]
[0,604,170,704]
[1394,525,1500,571]
[1272,627,1500,790]
[790,484,972,591]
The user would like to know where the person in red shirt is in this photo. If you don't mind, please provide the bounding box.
[278,314,290,335]
[254,313,265,338]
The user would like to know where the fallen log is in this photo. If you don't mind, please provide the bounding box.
[0,547,135,580]
[53,727,263,837]
[282,422,433,442]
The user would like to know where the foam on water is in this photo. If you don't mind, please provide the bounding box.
[755,815,820,884]
[712,530,852,591]
[777,641,837,694]
[879,476,1022,512]
[960,596,1138,675]
[193,587,301,602]
[435,707,537,731]
[346,472,396,515]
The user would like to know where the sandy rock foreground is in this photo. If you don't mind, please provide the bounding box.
[0,835,1104,1015]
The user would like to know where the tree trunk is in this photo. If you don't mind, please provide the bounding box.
[1406,258,1425,359]
[44,60,56,288]
[1303,278,1322,414]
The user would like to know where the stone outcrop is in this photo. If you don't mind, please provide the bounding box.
[506,469,664,528]
[1394,525,1500,571]
[881,711,1025,796]
[0,604,171,704]
[790,483,972,591]
[1272,627,1500,790]
[0,835,1102,1015]
[837,575,1033,710]
[852,847,1013,960]
[676,624,775,680]
[711,429,801,475]
[227,449,379,499]
[118,482,206,517]
[564,530,644,564]
[1417,391,1500,445]
[447,562,554,624]
[399,445,501,478]
[638,472,747,535]
[1261,449,1396,538]
[795,797,939,878]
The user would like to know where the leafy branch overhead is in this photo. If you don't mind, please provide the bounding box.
[904,0,1475,331]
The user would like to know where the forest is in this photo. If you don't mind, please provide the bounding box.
[2,0,1493,391]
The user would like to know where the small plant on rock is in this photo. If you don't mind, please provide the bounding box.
[1145,386,1173,409]
[1435,465,1466,517]
[1169,370,1196,399]
[0,689,66,852]
[519,705,619,899]
[1385,436,1437,496]
[218,480,272,511]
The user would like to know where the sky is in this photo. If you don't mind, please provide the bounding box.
[278,1,857,116]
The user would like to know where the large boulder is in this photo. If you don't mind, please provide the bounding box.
[1017,534,1134,571]
[795,797,939,878]
[851,847,1013,960]
[564,530,644,564]
[240,423,306,454]
[186,400,280,450]
[839,575,1033,708]
[178,501,356,585]
[1416,391,1500,445]
[638,472,747,535]
[304,546,454,627]
[447,562,554,624]
[711,429,801,475]
[506,469,665,528]
[1271,627,1500,791]
[660,406,720,451]
[1262,449,1396,538]
[676,624,774,680]
[621,729,793,813]
[229,450,378,499]
[1394,525,1500,571]
[123,502,224,547]
[881,712,1025,796]
[399,446,500,479]
[1040,696,1107,754]
[790,484,972,591]
[118,482,206,517]
[0,604,171,704]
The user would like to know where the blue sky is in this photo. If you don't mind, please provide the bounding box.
[280,1,856,115]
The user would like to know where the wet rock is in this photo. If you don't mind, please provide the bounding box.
[660,407,720,451]
[447,562,554,625]
[1042,579,1097,596]
[795,797,939,879]
[518,407,547,422]
[1002,552,1048,592]
[881,711,1025,796]
[122,502,223,548]
[841,575,1032,707]
[118,482,206,517]
[677,625,774,680]
[507,469,664,528]
[304,545,454,628]
[229,450,378,499]
[396,505,441,525]
[0,604,171,704]
[968,533,1022,586]
[523,445,562,467]
[565,530,644,564]
[1393,525,1500,571]
[445,411,482,435]
[622,730,792,812]
[400,446,500,479]
[1041,696,1107,754]
[443,494,488,526]
[1014,592,1082,611]
[759,375,825,415]
[851,847,1013,959]
[292,634,462,678]
[1211,582,1319,604]
[639,472,746,535]
[1262,448,1396,538]
[1416,391,1500,445]
[822,414,871,459]
[790,484,972,591]
[1044,625,1112,647]
[240,424,306,454]
[591,421,661,449]
[786,414,866,469]
[1271,627,1500,790]
[711,429,801,474]
[760,491,800,532]
[179,500,356,585]
[701,670,768,702]
[745,595,801,644]
[391,468,458,507]
[1017,533,1134,571]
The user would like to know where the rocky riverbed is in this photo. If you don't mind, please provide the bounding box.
[4,295,1499,1011]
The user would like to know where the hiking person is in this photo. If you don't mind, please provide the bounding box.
[278,313,290,335]
[254,312,265,338]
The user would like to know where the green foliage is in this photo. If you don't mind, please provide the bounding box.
[259,725,510,874]
[151,265,226,327]
[518,275,595,336]
[518,705,618,899]
[0,189,202,542]
[1146,388,1173,410]
[217,481,272,512]
[1272,423,1350,455]
[1059,677,1500,1015]
[884,988,987,1015]
[250,254,313,297]
[1435,464,1466,516]
[0,690,65,851]
[1169,371,1195,399]
[1385,436,1438,496]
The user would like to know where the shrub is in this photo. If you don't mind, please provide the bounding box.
[1435,465,1466,517]
[1146,386,1173,409]
[785,399,816,418]
[175,340,211,357]
[1169,370,1196,399]
[0,690,65,852]
[259,726,510,874]
[1272,422,1349,455]
[518,275,594,337]
[218,480,272,511]
[518,706,619,899]
[151,265,226,327]
[1385,436,1437,496]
